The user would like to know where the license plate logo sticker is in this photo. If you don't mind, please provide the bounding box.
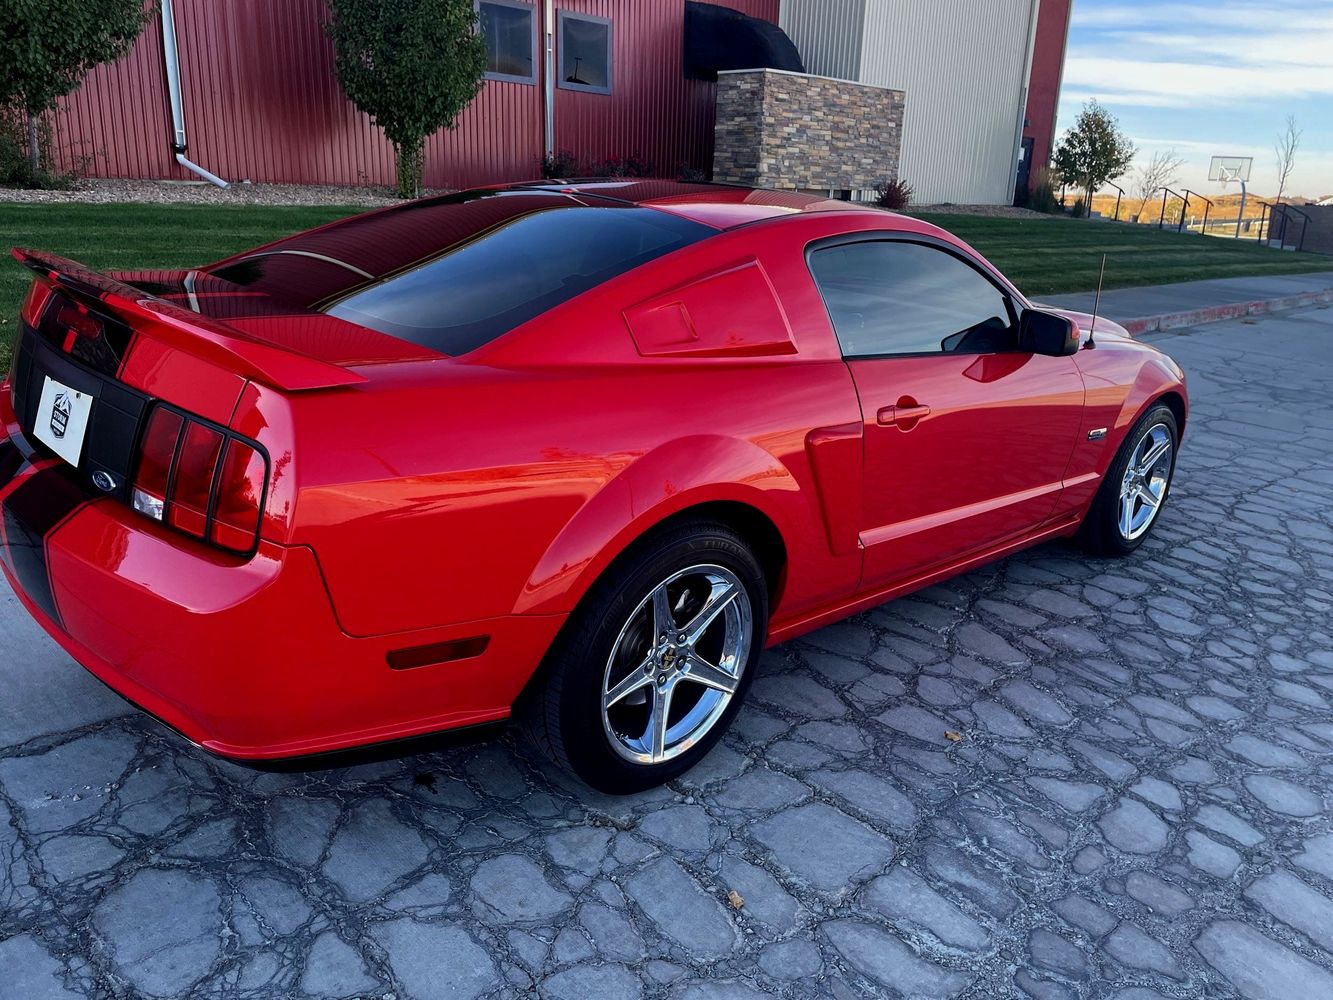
[34,376,94,468]
[51,392,72,437]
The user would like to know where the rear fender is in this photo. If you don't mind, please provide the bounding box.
[514,434,846,620]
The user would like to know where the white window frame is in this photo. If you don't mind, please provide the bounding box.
[476,0,538,85]
[557,10,613,95]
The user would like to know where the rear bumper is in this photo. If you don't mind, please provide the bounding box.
[1,386,564,760]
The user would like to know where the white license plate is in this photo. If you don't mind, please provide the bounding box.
[33,376,94,468]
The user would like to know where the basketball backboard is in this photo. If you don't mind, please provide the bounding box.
[1209,156,1253,183]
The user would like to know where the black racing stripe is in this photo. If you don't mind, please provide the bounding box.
[0,437,22,492]
[1,464,91,624]
[0,438,23,576]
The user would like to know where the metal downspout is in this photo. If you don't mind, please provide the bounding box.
[543,0,556,158]
[160,0,228,187]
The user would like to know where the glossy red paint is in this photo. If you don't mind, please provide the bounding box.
[852,350,1086,587]
[1,182,1186,760]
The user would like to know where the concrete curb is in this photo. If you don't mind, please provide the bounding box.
[1123,287,1333,336]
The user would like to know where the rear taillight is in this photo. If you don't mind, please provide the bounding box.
[212,440,266,551]
[168,422,225,538]
[131,404,268,554]
[19,279,54,327]
[131,408,184,522]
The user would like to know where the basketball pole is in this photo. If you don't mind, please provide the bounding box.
[1236,179,1247,239]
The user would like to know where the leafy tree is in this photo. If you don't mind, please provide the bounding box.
[1053,100,1136,217]
[327,0,486,198]
[0,0,155,176]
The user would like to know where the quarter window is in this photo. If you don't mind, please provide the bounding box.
[809,240,1016,357]
[477,0,536,83]
[559,12,612,94]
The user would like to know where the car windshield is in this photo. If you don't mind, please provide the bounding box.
[207,191,712,356]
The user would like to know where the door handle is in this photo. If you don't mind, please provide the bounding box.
[877,403,931,426]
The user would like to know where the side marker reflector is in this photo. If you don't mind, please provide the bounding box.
[387,636,491,671]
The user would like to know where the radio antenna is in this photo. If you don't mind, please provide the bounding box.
[1087,253,1106,348]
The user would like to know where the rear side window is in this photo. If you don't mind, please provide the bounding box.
[809,240,1015,357]
[323,206,708,355]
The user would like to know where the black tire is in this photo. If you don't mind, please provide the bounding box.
[525,518,768,794]
[1078,403,1178,557]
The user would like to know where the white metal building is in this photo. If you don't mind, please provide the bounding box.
[779,0,1042,205]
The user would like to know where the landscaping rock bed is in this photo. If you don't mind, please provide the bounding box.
[0,178,410,208]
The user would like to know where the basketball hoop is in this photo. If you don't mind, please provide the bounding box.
[1209,156,1252,184]
[1210,156,1253,239]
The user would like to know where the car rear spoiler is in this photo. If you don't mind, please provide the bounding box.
[12,247,366,391]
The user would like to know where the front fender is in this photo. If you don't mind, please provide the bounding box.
[514,434,860,621]
[1059,346,1187,516]
[1107,354,1188,459]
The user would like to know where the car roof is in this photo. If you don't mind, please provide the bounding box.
[171,180,927,362]
[503,178,891,229]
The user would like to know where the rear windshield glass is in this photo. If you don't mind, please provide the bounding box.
[207,191,712,356]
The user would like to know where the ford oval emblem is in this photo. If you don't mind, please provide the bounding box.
[91,471,118,493]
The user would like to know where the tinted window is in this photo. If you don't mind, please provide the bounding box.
[809,241,1015,357]
[479,1,535,82]
[559,12,612,93]
[320,206,707,355]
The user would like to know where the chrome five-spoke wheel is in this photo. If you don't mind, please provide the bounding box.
[601,564,753,765]
[527,517,767,793]
[1117,422,1173,541]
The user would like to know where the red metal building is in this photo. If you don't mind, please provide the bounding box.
[47,0,1070,197]
[1020,0,1074,192]
[51,0,780,190]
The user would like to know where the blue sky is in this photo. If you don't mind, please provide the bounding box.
[1059,0,1333,198]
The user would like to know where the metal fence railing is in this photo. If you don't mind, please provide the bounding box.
[1048,188,1308,250]
[1269,203,1312,251]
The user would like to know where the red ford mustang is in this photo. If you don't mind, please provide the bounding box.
[1,181,1186,792]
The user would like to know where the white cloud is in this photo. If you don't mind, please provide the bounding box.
[1071,2,1333,31]
[1064,42,1333,108]
[1064,0,1333,106]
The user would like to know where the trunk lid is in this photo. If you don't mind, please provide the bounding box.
[14,248,441,388]
[7,249,420,542]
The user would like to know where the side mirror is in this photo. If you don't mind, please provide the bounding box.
[1018,308,1080,357]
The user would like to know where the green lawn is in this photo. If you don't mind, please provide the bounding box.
[0,202,358,372]
[2,201,1329,373]
[912,212,1331,297]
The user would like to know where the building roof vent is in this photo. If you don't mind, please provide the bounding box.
[684,2,805,80]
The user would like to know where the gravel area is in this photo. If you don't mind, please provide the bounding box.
[0,178,410,208]
[1,179,1062,217]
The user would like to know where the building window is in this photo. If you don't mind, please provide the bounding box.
[558,11,612,94]
[477,0,536,84]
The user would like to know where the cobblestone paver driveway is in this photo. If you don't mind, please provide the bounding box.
[3,306,1333,999]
